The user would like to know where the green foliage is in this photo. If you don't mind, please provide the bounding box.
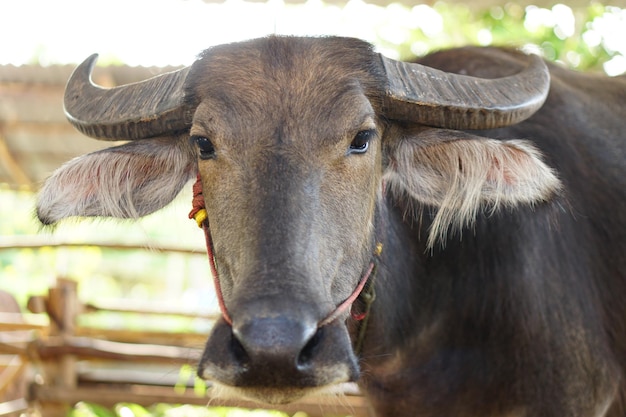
[68,402,118,417]
[68,403,310,417]
[375,2,625,75]
[115,403,152,417]
[174,365,208,397]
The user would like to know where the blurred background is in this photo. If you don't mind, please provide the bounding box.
[0,0,625,415]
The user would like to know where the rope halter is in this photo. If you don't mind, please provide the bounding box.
[189,174,381,351]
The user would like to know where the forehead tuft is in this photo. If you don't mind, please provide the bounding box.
[184,36,386,109]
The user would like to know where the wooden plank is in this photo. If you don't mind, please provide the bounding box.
[0,345,25,356]
[32,385,371,417]
[77,368,187,388]
[74,328,208,347]
[0,356,26,397]
[83,301,219,320]
[0,399,28,416]
[0,313,48,331]
[35,337,202,364]
[0,236,204,256]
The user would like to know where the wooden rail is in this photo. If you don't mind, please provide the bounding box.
[0,399,28,417]
[1,279,372,417]
[0,291,33,417]
[0,236,204,256]
[0,314,48,332]
[34,337,201,364]
[31,385,370,417]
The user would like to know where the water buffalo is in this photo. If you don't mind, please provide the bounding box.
[37,36,626,416]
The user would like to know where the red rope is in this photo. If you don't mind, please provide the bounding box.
[188,175,206,224]
[189,174,232,326]
[318,261,375,327]
[190,174,381,329]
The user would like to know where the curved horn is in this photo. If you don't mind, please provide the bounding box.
[64,54,192,140]
[381,53,550,130]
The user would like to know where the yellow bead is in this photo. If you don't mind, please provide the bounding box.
[194,209,208,228]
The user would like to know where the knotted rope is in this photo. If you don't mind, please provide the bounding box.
[189,174,232,325]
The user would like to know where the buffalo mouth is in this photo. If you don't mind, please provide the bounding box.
[197,317,360,404]
[205,370,354,405]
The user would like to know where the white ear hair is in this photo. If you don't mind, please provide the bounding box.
[37,137,195,225]
[384,133,562,248]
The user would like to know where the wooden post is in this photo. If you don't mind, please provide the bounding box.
[58,279,77,391]
[39,278,79,417]
[0,290,29,417]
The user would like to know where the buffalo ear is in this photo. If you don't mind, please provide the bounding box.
[37,136,196,225]
[383,128,562,247]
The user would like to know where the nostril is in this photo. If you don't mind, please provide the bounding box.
[297,326,323,369]
[230,331,249,369]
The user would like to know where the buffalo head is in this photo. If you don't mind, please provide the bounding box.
[37,36,560,404]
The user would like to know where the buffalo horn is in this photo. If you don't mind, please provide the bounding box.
[64,54,192,140]
[381,53,550,129]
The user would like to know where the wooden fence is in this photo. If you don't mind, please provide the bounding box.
[0,278,370,417]
[0,289,35,417]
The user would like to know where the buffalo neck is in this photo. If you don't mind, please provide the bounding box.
[356,195,428,360]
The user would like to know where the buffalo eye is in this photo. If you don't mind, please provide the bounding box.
[191,136,216,160]
[348,129,374,155]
